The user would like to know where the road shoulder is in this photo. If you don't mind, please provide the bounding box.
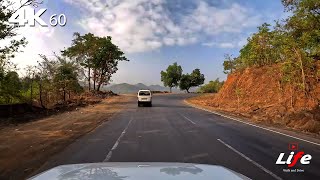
[185,95,320,145]
[0,95,134,180]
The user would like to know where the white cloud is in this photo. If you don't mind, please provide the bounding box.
[202,42,235,48]
[219,42,235,48]
[64,0,261,53]
[0,5,68,74]
[3,14,68,74]
[11,26,58,70]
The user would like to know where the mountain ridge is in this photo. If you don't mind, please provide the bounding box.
[103,83,180,94]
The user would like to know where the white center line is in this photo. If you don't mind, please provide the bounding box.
[179,113,196,125]
[103,117,133,162]
[217,139,282,180]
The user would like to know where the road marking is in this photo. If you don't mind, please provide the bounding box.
[217,139,282,180]
[184,100,320,146]
[103,117,133,162]
[179,113,196,125]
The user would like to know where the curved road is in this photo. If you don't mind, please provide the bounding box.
[36,94,320,180]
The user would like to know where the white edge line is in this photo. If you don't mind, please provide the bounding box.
[103,117,133,162]
[217,139,282,180]
[184,100,320,146]
[178,112,196,125]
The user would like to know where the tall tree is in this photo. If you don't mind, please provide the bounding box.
[282,0,320,60]
[160,62,183,92]
[63,33,128,91]
[62,33,98,91]
[179,74,192,93]
[92,36,128,91]
[179,68,205,93]
[53,57,82,102]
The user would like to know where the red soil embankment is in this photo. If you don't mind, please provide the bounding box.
[189,65,320,133]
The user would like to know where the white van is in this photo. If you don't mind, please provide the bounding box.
[137,90,152,107]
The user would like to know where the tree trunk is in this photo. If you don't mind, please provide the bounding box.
[88,67,91,91]
[62,86,66,102]
[97,83,102,92]
[97,72,106,92]
[93,68,96,91]
[186,88,190,93]
[294,48,306,94]
[30,79,33,104]
[39,80,45,109]
[170,87,172,93]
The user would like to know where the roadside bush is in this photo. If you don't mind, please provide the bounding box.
[198,79,224,93]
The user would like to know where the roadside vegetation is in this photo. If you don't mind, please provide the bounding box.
[198,79,224,93]
[189,0,320,134]
[223,0,320,95]
[161,62,205,93]
[0,1,128,118]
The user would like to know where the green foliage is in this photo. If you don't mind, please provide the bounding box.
[222,0,319,92]
[160,62,183,92]
[0,0,32,104]
[223,54,236,74]
[179,74,192,93]
[179,69,205,93]
[53,57,83,101]
[63,33,128,91]
[0,0,27,67]
[0,71,22,103]
[282,0,320,59]
[198,78,224,93]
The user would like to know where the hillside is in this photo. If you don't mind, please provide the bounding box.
[189,65,320,133]
[103,83,182,94]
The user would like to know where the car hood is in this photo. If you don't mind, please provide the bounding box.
[30,162,250,180]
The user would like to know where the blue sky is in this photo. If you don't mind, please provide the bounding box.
[11,0,287,85]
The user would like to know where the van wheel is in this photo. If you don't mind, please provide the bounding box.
[138,102,141,107]
[149,102,152,107]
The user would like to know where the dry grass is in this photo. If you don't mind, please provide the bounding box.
[0,95,134,179]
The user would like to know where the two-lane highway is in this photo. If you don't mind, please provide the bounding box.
[36,94,320,180]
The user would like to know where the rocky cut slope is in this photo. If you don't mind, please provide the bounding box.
[191,65,320,133]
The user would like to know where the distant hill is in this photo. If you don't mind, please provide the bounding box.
[103,83,140,94]
[79,82,198,94]
[135,83,150,90]
[103,83,184,94]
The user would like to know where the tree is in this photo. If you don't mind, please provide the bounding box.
[0,0,31,104]
[62,33,97,91]
[179,74,192,93]
[91,36,128,91]
[179,69,205,93]
[223,54,236,74]
[63,33,128,92]
[0,0,28,63]
[160,62,182,92]
[282,0,320,60]
[0,71,22,103]
[53,57,83,102]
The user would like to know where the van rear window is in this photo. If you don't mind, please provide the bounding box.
[139,91,151,96]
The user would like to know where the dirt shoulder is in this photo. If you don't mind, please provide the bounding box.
[186,94,320,140]
[0,95,134,180]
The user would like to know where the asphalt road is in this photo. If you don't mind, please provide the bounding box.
[36,94,320,180]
